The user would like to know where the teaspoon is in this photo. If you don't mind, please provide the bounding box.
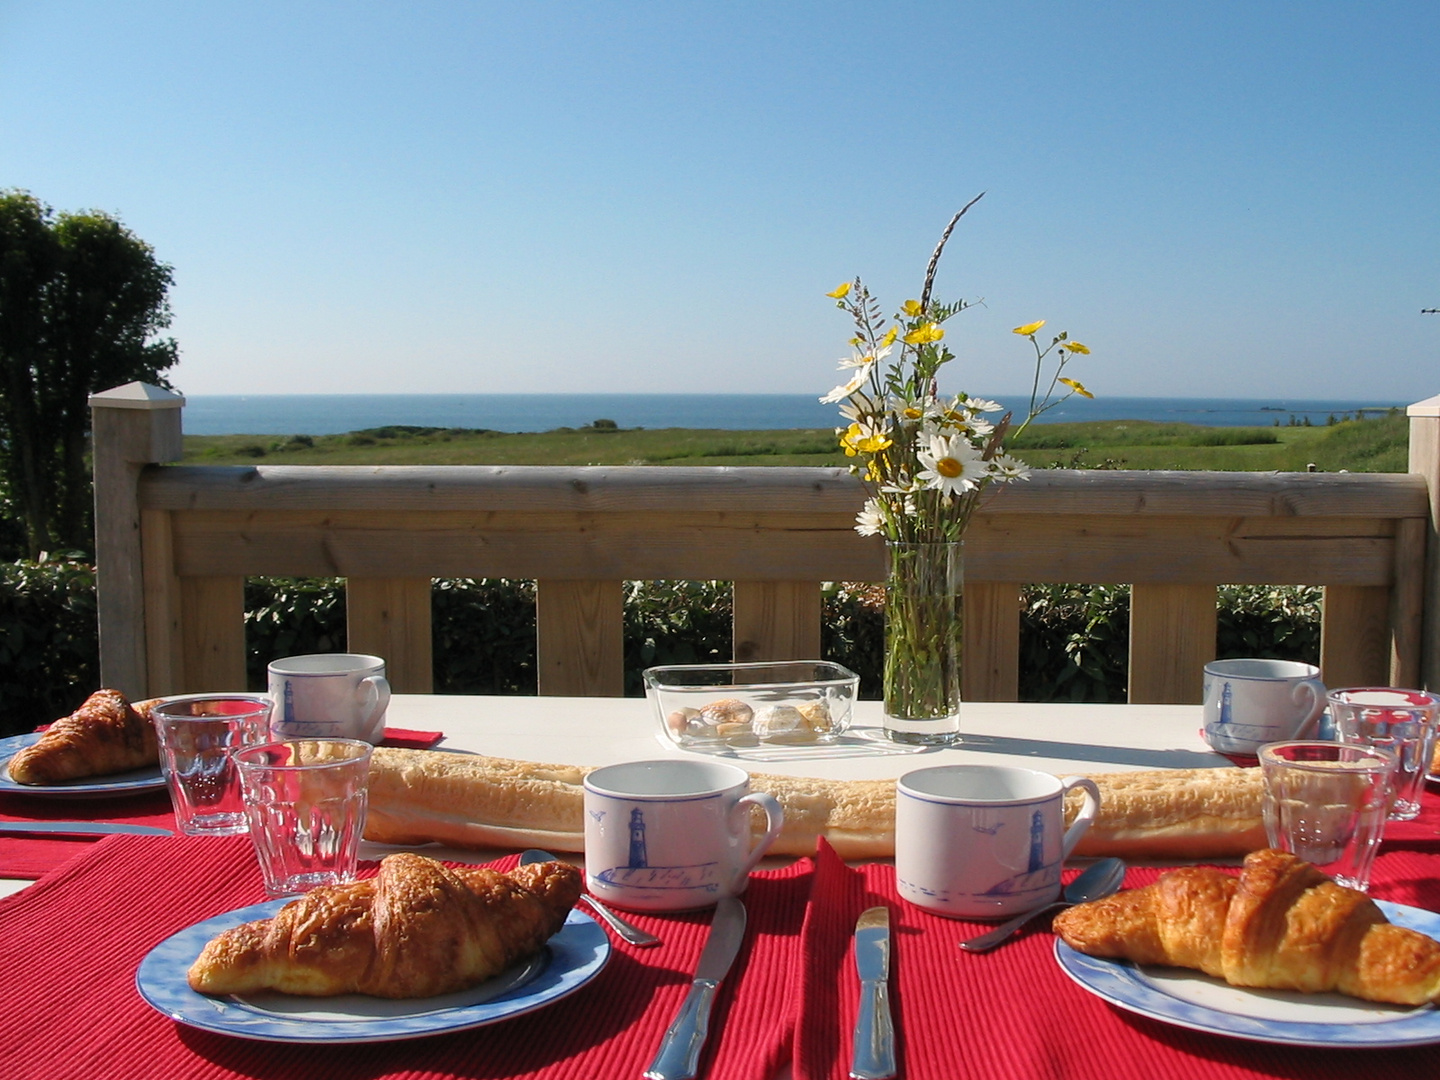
[959,857,1127,953]
[519,848,662,948]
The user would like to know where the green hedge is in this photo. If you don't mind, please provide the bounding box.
[0,554,100,736]
[0,563,1324,737]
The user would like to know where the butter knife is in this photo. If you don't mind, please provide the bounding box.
[644,897,746,1080]
[0,820,173,836]
[850,906,896,1080]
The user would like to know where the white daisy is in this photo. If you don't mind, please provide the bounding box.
[855,499,886,536]
[837,344,893,370]
[917,434,990,497]
[964,397,1005,413]
[991,454,1031,480]
[820,361,872,404]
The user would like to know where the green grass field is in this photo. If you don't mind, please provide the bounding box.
[182,412,1411,473]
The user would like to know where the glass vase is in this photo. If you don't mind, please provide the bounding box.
[883,540,963,744]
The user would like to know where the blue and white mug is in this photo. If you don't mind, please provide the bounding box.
[1202,659,1325,756]
[896,765,1100,920]
[267,653,391,745]
[583,759,783,912]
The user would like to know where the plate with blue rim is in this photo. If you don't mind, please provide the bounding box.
[136,901,610,1042]
[0,732,166,798]
[1055,900,1440,1047]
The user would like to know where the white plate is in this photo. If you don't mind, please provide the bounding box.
[0,732,166,798]
[1056,900,1440,1047]
[136,899,610,1043]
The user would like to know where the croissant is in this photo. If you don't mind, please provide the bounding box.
[1055,849,1440,1006]
[6,690,159,785]
[187,853,583,999]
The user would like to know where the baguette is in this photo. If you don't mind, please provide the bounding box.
[365,748,1265,861]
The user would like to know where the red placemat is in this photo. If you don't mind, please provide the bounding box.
[0,835,810,1080]
[379,727,445,749]
[0,789,176,878]
[1379,781,1440,850]
[794,841,1440,1080]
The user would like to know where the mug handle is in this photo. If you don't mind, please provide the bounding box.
[1291,679,1327,739]
[1059,776,1101,859]
[356,674,392,744]
[729,792,784,892]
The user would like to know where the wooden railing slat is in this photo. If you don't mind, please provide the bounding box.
[536,580,623,697]
[162,509,1398,586]
[1128,583,1217,704]
[1391,517,1426,686]
[179,576,246,693]
[1320,585,1392,689]
[141,465,1431,519]
[140,509,183,696]
[962,582,1020,701]
[732,581,822,662]
[346,578,434,693]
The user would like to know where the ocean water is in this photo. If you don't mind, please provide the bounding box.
[180,393,1407,437]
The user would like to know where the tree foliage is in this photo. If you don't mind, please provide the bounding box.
[0,191,178,556]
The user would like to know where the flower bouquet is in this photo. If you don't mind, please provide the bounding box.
[821,194,1093,742]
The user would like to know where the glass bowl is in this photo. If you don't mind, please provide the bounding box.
[644,661,859,751]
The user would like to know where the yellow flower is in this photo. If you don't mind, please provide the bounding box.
[1063,341,1091,355]
[1013,320,1046,336]
[903,322,945,345]
[879,325,899,348]
[827,282,852,299]
[902,299,923,316]
[841,421,892,456]
[1058,377,1094,399]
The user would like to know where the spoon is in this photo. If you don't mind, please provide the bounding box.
[959,857,1127,953]
[519,848,662,948]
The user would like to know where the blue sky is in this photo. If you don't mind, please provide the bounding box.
[2,1,1437,402]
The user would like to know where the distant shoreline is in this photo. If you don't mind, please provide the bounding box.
[178,393,1409,437]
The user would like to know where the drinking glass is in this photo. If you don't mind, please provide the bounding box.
[150,695,273,835]
[1258,741,1394,891]
[1327,687,1440,821]
[234,739,372,898]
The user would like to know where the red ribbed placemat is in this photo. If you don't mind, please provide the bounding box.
[0,835,809,1080]
[379,728,444,749]
[794,841,1440,1080]
[0,789,176,878]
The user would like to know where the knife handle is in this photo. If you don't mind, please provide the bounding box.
[850,978,896,1080]
[644,979,718,1080]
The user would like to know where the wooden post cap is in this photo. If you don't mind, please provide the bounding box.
[1407,394,1440,418]
[88,381,185,410]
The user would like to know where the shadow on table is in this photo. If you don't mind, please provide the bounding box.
[954,733,1224,770]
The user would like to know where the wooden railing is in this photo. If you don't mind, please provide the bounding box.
[90,385,1440,703]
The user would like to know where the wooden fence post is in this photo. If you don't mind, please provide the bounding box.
[1409,394,1440,690]
[90,382,184,699]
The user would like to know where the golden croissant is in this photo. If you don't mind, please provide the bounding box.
[7,689,159,785]
[188,853,583,999]
[1054,848,1440,1006]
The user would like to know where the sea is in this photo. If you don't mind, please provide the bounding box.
[179,394,1408,437]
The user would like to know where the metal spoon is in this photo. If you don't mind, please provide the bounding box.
[518,848,662,948]
[959,857,1127,953]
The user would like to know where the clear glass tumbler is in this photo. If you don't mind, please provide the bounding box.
[150,695,274,835]
[1327,687,1440,820]
[1258,740,1394,891]
[233,739,373,898]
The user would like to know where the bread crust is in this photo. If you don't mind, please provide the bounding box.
[7,690,159,785]
[364,748,1265,861]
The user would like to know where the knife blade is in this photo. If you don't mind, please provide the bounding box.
[644,897,747,1080]
[850,906,896,1080]
[0,820,173,836]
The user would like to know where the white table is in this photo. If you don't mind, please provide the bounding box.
[0,697,1230,896]
[382,694,1228,779]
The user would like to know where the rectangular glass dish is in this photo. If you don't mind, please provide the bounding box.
[644,661,859,752]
